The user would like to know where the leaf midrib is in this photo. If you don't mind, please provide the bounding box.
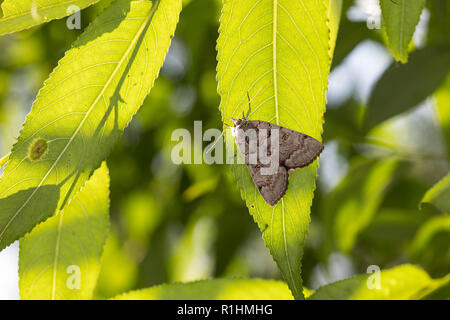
[0,0,160,242]
[272,0,299,299]
[272,0,279,126]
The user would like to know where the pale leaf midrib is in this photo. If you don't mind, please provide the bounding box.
[273,0,299,299]
[0,0,160,242]
[272,0,279,126]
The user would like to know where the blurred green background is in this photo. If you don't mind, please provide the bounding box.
[0,0,448,299]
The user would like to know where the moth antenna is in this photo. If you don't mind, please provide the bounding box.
[246,92,251,120]
[235,89,260,121]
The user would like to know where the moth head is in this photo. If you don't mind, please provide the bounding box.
[231,117,242,127]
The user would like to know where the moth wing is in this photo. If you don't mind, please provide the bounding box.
[234,121,288,206]
[245,120,323,169]
[247,164,288,207]
[234,119,322,206]
[277,126,324,169]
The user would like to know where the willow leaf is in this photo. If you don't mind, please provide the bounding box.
[114,279,294,300]
[380,0,426,63]
[0,0,101,36]
[217,0,332,299]
[365,47,450,130]
[435,73,450,159]
[421,173,450,213]
[327,0,342,58]
[324,157,399,253]
[0,0,182,251]
[308,264,435,300]
[409,214,450,277]
[19,162,109,300]
[418,274,450,300]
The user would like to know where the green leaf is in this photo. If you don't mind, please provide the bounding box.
[361,208,428,253]
[331,1,380,69]
[308,264,436,300]
[323,157,399,253]
[380,0,426,63]
[365,47,450,130]
[327,0,342,58]
[93,230,139,299]
[19,162,109,300]
[422,173,450,213]
[426,0,450,47]
[217,0,332,299]
[418,274,450,300]
[332,19,375,69]
[435,73,450,159]
[0,0,101,36]
[0,0,182,251]
[114,278,294,300]
[409,214,450,277]
[0,152,10,168]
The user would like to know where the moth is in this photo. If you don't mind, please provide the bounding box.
[231,94,324,206]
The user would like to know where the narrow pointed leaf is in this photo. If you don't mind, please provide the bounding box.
[421,173,450,213]
[19,162,109,300]
[409,215,450,277]
[114,279,294,300]
[323,158,399,253]
[0,0,101,36]
[327,0,342,58]
[435,74,450,159]
[217,0,333,299]
[0,0,182,251]
[418,274,450,300]
[380,0,426,63]
[365,47,450,130]
[309,264,438,300]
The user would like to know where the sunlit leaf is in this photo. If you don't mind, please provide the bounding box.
[217,0,335,299]
[309,264,436,300]
[365,47,450,130]
[409,214,450,278]
[422,173,450,213]
[93,230,138,299]
[169,214,216,283]
[0,0,182,251]
[114,278,294,300]
[435,73,450,159]
[323,157,399,253]
[0,0,101,36]
[327,0,342,59]
[418,273,450,300]
[19,162,109,300]
[380,0,426,63]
